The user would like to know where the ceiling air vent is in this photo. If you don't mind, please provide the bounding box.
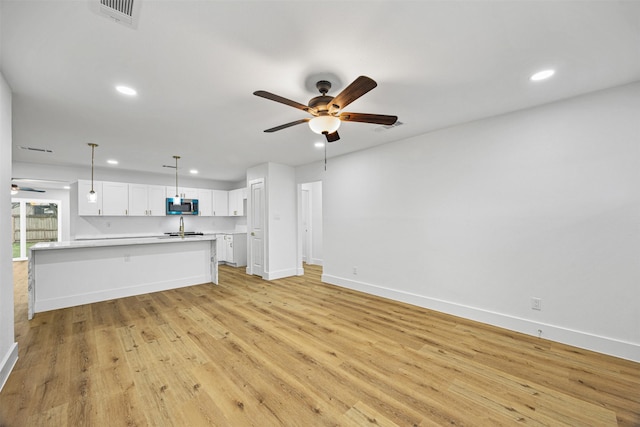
[98,0,140,28]
[19,146,53,153]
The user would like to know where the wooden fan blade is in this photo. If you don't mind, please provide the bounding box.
[254,90,316,115]
[21,187,46,193]
[12,184,45,193]
[339,112,398,125]
[329,76,377,113]
[264,118,310,133]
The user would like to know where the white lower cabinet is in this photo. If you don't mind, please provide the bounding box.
[217,233,246,267]
[216,234,225,262]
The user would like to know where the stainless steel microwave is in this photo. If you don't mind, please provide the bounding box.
[166,198,199,215]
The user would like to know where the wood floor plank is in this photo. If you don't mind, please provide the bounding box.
[1,261,639,426]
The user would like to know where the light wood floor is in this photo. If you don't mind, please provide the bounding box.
[1,261,639,426]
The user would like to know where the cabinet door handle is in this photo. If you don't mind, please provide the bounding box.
[99,209,101,215]
[126,209,128,215]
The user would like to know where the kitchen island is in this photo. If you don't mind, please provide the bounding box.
[28,235,218,319]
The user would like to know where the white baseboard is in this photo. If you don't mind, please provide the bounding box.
[0,342,18,392]
[264,268,298,281]
[322,274,640,363]
[309,258,323,266]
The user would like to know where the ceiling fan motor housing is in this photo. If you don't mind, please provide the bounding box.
[316,80,331,94]
[308,95,334,113]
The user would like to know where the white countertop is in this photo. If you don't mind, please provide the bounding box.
[31,235,218,251]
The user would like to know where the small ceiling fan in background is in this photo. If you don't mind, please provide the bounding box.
[254,75,397,142]
[11,183,45,195]
[11,178,52,195]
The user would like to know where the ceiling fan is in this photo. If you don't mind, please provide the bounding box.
[11,183,45,194]
[10,178,58,195]
[253,75,397,143]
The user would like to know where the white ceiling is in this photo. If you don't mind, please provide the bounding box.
[2,1,639,183]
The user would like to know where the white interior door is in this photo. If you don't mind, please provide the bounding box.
[249,179,265,277]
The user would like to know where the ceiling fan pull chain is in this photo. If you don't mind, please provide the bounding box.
[324,142,327,171]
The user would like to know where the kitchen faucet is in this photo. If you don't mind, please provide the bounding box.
[179,215,185,238]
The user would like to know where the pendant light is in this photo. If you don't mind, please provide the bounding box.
[87,143,99,203]
[172,155,181,204]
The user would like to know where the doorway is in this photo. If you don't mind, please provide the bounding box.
[11,199,61,261]
[299,181,323,268]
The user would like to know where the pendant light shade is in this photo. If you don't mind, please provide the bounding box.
[87,143,98,203]
[308,115,340,135]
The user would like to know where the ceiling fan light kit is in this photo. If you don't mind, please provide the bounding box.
[308,115,340,134]
[254,75,398,143]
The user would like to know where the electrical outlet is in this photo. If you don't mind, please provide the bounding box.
[353,266,358,275]
[531,297,542,311]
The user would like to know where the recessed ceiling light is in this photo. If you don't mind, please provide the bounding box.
[190,169,198,174]
[314,142,325,148]
[63,186,71,190]
[115,85,137,96]
[107,159,119,165]
[530,69,555,82]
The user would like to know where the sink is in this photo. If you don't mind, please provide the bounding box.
[162,232,204,238]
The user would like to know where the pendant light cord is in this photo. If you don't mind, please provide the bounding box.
[173,155,180,197]
[88,143,98,192]
[91,145,95,192]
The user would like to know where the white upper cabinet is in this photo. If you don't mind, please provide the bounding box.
[165,186,198,199]
[78,179,103,216]
[147,185,167,216]
[228,188,246,216]
[198,189,213,216]
[129,184,166,216]
[128,184,148,216]
[213,190,228,216]
[101,181,129,216]
[77,179,242,219]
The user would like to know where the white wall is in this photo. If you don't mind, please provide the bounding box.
[0,71,18,390]
[247,162,298,280]
[267,163,297,278]
[297,82,640,362]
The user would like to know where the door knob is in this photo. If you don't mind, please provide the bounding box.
[251,232,255,236]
